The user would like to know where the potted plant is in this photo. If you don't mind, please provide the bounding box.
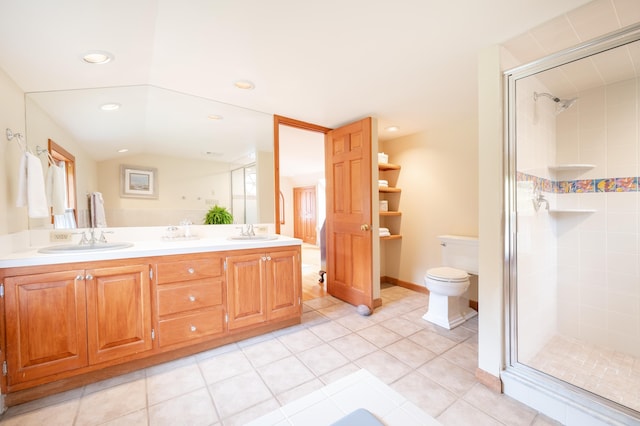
[204,205,234,224]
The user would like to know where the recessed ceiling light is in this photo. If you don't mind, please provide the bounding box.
[207,114,224,120]
[234,80,255,90]
[117,148,129,153]
[100,103,121,111]
[82,51,113,64]
[202,151,223,157]
[386,126,400,132]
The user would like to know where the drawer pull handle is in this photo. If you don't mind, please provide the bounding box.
[190,325,197,332]
[189,295,196,302]
[187,268,195,274]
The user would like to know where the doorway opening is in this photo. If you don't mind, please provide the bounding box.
[274,116,330,300]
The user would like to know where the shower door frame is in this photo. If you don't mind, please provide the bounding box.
[503,23,640,423]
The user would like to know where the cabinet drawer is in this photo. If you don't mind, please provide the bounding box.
[156,257,223,284]
[157,278,223,316]
[158,308,225,347]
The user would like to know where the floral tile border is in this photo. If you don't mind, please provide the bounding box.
[517,172,638,193]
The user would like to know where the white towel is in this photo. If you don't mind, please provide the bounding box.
[16,152,49,218]
[91,192,108,228]
[46,163,67,215]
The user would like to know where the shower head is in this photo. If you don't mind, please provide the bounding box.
[534,92,578,114]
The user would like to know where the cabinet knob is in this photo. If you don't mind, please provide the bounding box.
[360,224,370,231]
[75,274,83,281]
[85,274,93,280]
[189,295,196,302]
[187,267,195,274]
[190,325,197,332]
[266,256,271,261]
[262,256,267,261]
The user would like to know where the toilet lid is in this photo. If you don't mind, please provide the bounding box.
[426,267,469,282]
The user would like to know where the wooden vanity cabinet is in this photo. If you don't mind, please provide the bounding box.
[4,270,88,386]
[3,263,152,387]
[226,247,301,331]
[154,254,226,348]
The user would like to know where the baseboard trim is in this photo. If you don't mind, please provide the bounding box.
[381,275,479,312]
[476,368,502,393]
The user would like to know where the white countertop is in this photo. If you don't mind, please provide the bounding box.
[0,226,301,268]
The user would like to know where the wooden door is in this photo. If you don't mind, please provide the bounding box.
[293,186,317,244]
[4,270,88,386]
[226,251,266,330]
[85,264,152,364]
[266,247,301,321]
[325,117,374,308]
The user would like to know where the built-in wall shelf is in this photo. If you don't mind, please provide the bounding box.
[379,186,401,193]
[380,235,402,240]
[548,164,595,173]
[378,163,401,171]
[380,211,402,217]
[549,209,597,215]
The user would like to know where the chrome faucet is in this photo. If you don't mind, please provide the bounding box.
[76,228,112,245]
[242,224,255,236]
[532,186,549,211]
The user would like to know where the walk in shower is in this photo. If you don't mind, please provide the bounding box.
[504,24,640,422]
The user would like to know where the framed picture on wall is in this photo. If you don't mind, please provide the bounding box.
[120,165,158,199]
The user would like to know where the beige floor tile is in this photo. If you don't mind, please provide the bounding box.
[84,369,146,395]
[242,338,292,367]
[379,316,427,337]
[319,362,363,385]
[437,399,502,426]
[149,387,218,426]
[409,329,458,354]
[220,398,281,426]
[384,338,437,368]
[277,328,323,353]
[308,320,351,341]
[258,355,316,394]
[75,378,147,425]
[357,324,403,348]
[198,348,254,384]
[146,359,206,405]
[335,312,377,331]
[531,413,564,425]
[297,343,350,376]
[463,383,538,426]
[418,357,477,396]
[355,351,412,384]
[276,378,325,405]
[441,341,478,373]
[1,386,83,418]
[304,296,339,310]
[101,408,149,426]
[209,370,273,419]
[390,371,458,418]
[0,398,80,426]
[317,302,356,319]
[329,333,379,361]
[301,310,331,328]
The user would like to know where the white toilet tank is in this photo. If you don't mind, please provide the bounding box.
[438,235,479,275]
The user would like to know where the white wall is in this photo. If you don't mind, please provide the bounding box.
[0,67,27,235]
[379,120,479,295]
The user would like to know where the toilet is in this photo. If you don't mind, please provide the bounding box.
[423,235,479,329]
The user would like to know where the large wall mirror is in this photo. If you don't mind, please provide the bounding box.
[506,25,640,417]
[24,85,275,229]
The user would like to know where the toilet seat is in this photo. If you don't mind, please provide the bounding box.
[425,267,468,283]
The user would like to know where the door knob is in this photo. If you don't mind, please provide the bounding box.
[360,224,370,231]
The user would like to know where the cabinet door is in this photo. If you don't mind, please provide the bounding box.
[4,270,88,386]
[85,264,152,364]
[226,252,266,330]
[267,248,301,321]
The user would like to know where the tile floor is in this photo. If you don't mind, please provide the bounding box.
[528,334,640,413]
[0,286,561,425]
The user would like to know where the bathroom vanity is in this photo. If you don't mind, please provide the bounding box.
[0,231,302,406]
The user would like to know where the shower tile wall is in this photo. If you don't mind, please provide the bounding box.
[554,77,639,357]
[515,77,559,363]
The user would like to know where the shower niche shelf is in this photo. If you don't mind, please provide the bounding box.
[549,209,596,215]
[548,164,595,173]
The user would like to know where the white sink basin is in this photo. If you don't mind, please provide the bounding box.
[227,235,279,241]
[38,242,134,254]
